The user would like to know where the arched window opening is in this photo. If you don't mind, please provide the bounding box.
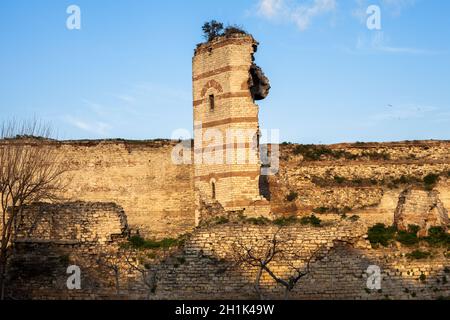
[209,94,215,111]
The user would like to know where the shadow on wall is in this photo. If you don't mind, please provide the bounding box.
[153,224,450,300]
[5,206,450,300]
[6,242,152,300]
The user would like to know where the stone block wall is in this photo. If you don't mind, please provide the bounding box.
[6,219,449,300]
[21,139,197,239]
[2,139,449,239]
[394,189,449,236]
[2,139,450,301]
[6,201,148,300]
[270,141,450,227]
[15,202,128,244]
[152,223,449,300]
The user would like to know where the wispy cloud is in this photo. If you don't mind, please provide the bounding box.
[64,115,112,136]
[352,0,416,21]
[292,0,337,30]
[256,0,416,31]
[351,31,445,55]
[116,94,136,104]
[81,99,109,117]
[133,82,191,104]
[382,0,416,16]
[63,81,191,138]
[256,0,337,31]
[258,0,284,18]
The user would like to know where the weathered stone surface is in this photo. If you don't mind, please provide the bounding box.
[394,189,449,236]
[8,221,449,300]
[0,139,196,239]
[270,141,450,227]
[192,33,270,219]
[15,202,128,244]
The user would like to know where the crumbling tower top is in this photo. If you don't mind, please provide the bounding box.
[194,32,270,102]
[195,32,258,55]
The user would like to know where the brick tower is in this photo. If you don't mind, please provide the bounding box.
[193,33,271,224]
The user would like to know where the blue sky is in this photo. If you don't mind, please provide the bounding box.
[0,0,449,143]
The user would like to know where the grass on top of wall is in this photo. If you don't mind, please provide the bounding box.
[121,235,185,250]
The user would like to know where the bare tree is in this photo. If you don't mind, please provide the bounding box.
[124,253,158,300]
[0,119,67,300]
[96,252,122,296]
[232,228,326,300]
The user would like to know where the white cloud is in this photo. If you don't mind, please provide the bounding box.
[257,0,284,18]
[81,99,109,117]
[256,0,337,31]
[65,115,112,137]
[351,0,369,23]
[116,94,136,104]
[257,0,417,30]
[67,82,190,137]
[382,0,416,16]
[353,31,444,55]
[352,0,416,20]
[292,0,336,30]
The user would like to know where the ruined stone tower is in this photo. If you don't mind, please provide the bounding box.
[193,33,271,223]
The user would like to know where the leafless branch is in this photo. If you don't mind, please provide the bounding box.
[124,251,158,299]
[0,119,68,300]
[231,227,329,300]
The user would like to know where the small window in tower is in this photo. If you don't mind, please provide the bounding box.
[211,181,216,200]
[209,94,215,111]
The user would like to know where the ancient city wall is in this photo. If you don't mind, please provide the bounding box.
[271,141,450,227]
[2,139,448,238]
[154,223,449,300]
[15,202,128,244]
[3,139,449,300]
[33,139,196,239]
[8,221,449,300]
[6,201,143,300]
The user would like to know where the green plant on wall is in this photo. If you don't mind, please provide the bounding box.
[121,235,185,251]
[396,225,420,246]
[367,224,397,247]
[406,250,432,260]
[425,227,450,248]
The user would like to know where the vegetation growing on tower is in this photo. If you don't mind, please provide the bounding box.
[201,20,247,42]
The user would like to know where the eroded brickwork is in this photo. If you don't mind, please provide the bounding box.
[271,141,450,227]
[193,34,270,220]
[15,202,128,244]
[153,223,449,300]
[395,189,449,236]
[49,140,194,239]
[4,174,449,300]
